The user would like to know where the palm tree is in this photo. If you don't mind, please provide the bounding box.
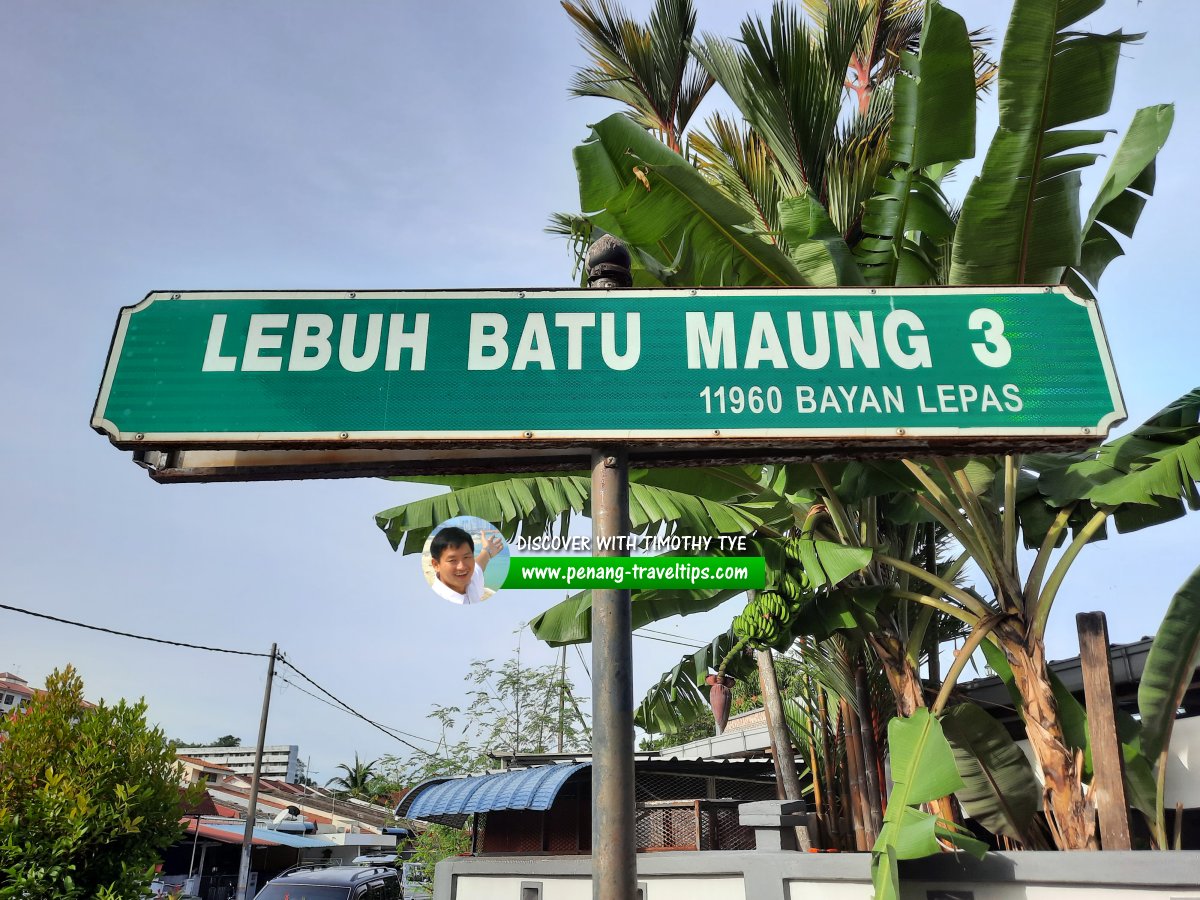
[325,753,379,799]
[562,0,713,154]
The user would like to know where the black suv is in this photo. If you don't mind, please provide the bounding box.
[253,864,401,900]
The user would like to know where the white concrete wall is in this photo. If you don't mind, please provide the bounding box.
[452,876,744,900]
[898,886,1200,900]
[1165,714,1200,809]
[435,851,1200,900]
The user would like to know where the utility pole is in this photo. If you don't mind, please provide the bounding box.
[557,643,568,753]
[586,235,637,900]
[236,643,277,900]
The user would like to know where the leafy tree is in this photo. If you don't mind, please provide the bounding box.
[0,666,189,900]
[383,650,590,786]
[406,824,471,895]
[563,0,713,154]
[170,733,243,749]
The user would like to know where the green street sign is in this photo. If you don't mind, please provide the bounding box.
[93,287,1123,477]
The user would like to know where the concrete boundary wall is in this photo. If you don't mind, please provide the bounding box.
[435,850,1200,900]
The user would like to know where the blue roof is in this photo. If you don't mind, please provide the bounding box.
[204,822,336,848]
[406,763,589,820]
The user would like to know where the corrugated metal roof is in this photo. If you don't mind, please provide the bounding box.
[187,821,277,847]
[406,763,589,820]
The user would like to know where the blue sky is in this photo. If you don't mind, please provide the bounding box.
[1,0,1196,782]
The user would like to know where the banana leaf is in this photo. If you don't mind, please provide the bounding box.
[530,585,744,647]
[574,113,809,286]
[951,0,1140,284]
[1064,104,1174,299]
[1138,563,1200,761]
[777,191,862,286]
[375,474,592,554]
[855,0,975,285]
[1033,388,1200,533]
[941,701,1042,846]
[791,538,873,588]
[872,708,987,900]
[375,473,767,554]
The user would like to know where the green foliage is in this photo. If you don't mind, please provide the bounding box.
[855,0,974,285]
[634,536,870,734]
[940,702,1043,847]
[950,0,1140,284]
[563,0,714,152]
[326,753,381,799]
[871,709,986,900]
[1030,387,1200,536]
[695,1,870,201]
[1064,104,1174,299]
[171,733,242,749]
[406,824,471,894]
[1138,564,1200,761]
[0,667,188,900]
[382,652,590,786]
[634,628,755,735]
[638,717,715,751]
[575,113,811,286]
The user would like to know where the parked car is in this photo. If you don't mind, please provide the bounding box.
[253,864,399,900]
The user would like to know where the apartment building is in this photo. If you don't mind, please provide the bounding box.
[175,744,300,783]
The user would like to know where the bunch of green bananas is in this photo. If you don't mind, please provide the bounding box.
[731,586,807,651]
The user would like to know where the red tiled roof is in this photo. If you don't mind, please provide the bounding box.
[179,789,220,818]
[0,681,33,696]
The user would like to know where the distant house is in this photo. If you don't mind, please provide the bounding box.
[157,775,414,895]
[176,754,236,787]
[0,672,34,717]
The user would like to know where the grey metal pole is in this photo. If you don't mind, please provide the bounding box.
[586,235,636,900]
[591,448,636,899]
[236,643,277,900]
[187,816,201,880]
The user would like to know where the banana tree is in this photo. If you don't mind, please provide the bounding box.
[839,388,1199,851]
[373,0,1177,867]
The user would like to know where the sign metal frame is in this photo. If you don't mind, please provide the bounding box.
[92,285,1126,480]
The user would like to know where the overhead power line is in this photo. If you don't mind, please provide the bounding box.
[274,654,437,757]
[633,631,706,650]
[637,626,711,645]
[276,671,440,748]
[0,599,445,756]
[0,601,272,658]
